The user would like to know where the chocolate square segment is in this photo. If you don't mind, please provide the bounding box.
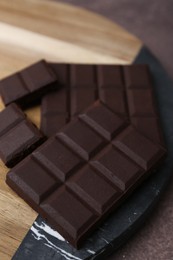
[41,187,96,244]
[0,121,41,161]
[41,115,68,138]
[0,74,28,105]
[0,104,45,167]
[0,60,58,108]
[70,88,96,116]
[33,138,83,182]
[91,145,142,191]
[67,165,120,214]
[41,89,69,136]
[6,156,59,206]
[124,64,152,88]
[100,88,127,115]
[131,117,164,144]
[0,103,24,137]
[113,126,165,170]
[127,89,156,116]
[79,101,128,141]
[57,119,106,160]
[70,65,96,88]
[20,60,56,91]
[97,65,124,88]
[41,89,68,115]
[49,63,69,86]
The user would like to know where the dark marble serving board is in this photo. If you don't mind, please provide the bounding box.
[12,47,173,260]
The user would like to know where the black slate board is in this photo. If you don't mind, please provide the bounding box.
[12,47,173,260]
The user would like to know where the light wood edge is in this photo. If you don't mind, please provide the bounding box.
[0,0,142,66]
[0,22,139,78]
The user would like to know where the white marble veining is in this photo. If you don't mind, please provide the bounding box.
[34,221,65,241]
[31,221,83,260]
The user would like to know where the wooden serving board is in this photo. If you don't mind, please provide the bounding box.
[0,0,142,259]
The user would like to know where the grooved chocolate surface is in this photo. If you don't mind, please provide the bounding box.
[6,101,166,248]
[0,60,58,108]
[41,63,164,146]
[0,103,45,167]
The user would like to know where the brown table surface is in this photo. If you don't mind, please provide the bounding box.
[56,1,173,259]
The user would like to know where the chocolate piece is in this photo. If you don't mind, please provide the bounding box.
[131,117,164,144]
[0,60,58,108]
[41,64,163,146]
[127,89,156,116]
[6,101,166,248]
[41,89,69,137]
[123,64,152,88]
[0,103,45,167]
[97,65,124,88]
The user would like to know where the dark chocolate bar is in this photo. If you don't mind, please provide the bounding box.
[6,101,166,248]
[0,103,45,167]
[0,60,58,108]
[41,64,164,146]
